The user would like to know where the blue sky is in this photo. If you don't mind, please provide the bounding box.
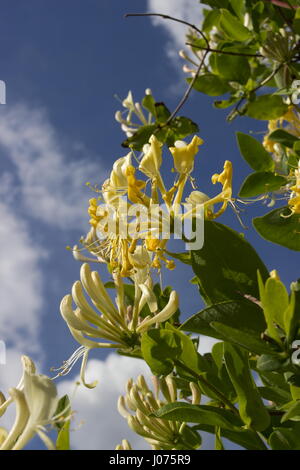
[0,0,298,450]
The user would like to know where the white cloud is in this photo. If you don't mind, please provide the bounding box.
[58,354,151,450]
[147,0,204,58]
[198,335,219,355]
[0,202,43,354]
[0,104,103,230]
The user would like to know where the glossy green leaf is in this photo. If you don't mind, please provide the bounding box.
[141,329,182,375]
[257,354,287,372]
[181,299,266,340]
[223,343,270,431]
[215,53,250,84]
[56,420,70,451]
[219,9,252,41]
[169,116,199,140]
[269,426,300,450]
[122,124,157,150]
[246,95,289,120]
[253,206,300,251]
[192,424,267,450]
[281,400,300,423]
[239,172,286,197]
[236,132,275,171]
[211,322,280,356]
[189,74,231,96]
[154,402,243,431]
[190,221,269,305]
[268,129,299,148]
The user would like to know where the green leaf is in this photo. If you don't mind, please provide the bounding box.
[215,53,250,84]
[219,9,252,41]
[56,420,70,450]
[53,395,71,431]
[215,427,224,450]
[268,129,299,148]
[141,329,182,375]
[154,402,243,431]
[142,94,156,115]
[122,124,157,150]
[261,276,289,331]
[154,102,171,123]
[165,250,192,265]
[169,116,199,140]
[141,326,199,376]
[253,206,300,251]
[239,172,286,197]
[257,354,287,372]
[258,386,289,406]
[202,9,221,32]
[181,299,266,340]
[192,424,267,450]
[246,95,289,120]
[281,401,300,423]
[223,343,270,431]
[236,132,275,171]
[211,322,280,356]
[188,74,231,96]
[269,426,300,450]
[214,97,239,109]
[190,221,269,305]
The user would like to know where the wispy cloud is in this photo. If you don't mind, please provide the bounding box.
[0,202,44,354]
[58,354,151,450]
[147,0,204,59]
[0,104,103,231]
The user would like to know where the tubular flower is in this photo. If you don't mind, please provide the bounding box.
[58,263,179,386]
[115,89,155,137]
[0,356,65,451]
[126,166,150,206]
[139,135,166,196]
[118,375,201,450]
[207,160,233,219]
[288,165,300,215]
[169,136,204,175]
[115,439,132,450]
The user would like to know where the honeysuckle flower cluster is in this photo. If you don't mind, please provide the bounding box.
[117,374,201,450]
[0,356,66,450]
[72,96,235,276]
[58,262,179,387]
[263,106,300,215]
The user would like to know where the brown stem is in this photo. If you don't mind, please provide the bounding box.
[186,43,262,58]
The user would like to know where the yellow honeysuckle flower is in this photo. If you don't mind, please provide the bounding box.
[139,135,162,178]
[126,165,150,206]
[288,167,300,215]
[208,160,233,219]
[169,135,204,174]
[110,152,132,189]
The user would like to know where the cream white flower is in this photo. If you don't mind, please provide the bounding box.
[58,263,179,386]
[118,375,201,450]
[0,356,62,451]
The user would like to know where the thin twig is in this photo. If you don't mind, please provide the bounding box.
[125,12,209,125]
[125,12,209,47]
[163,50,209,126]
[186,43,262,58]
